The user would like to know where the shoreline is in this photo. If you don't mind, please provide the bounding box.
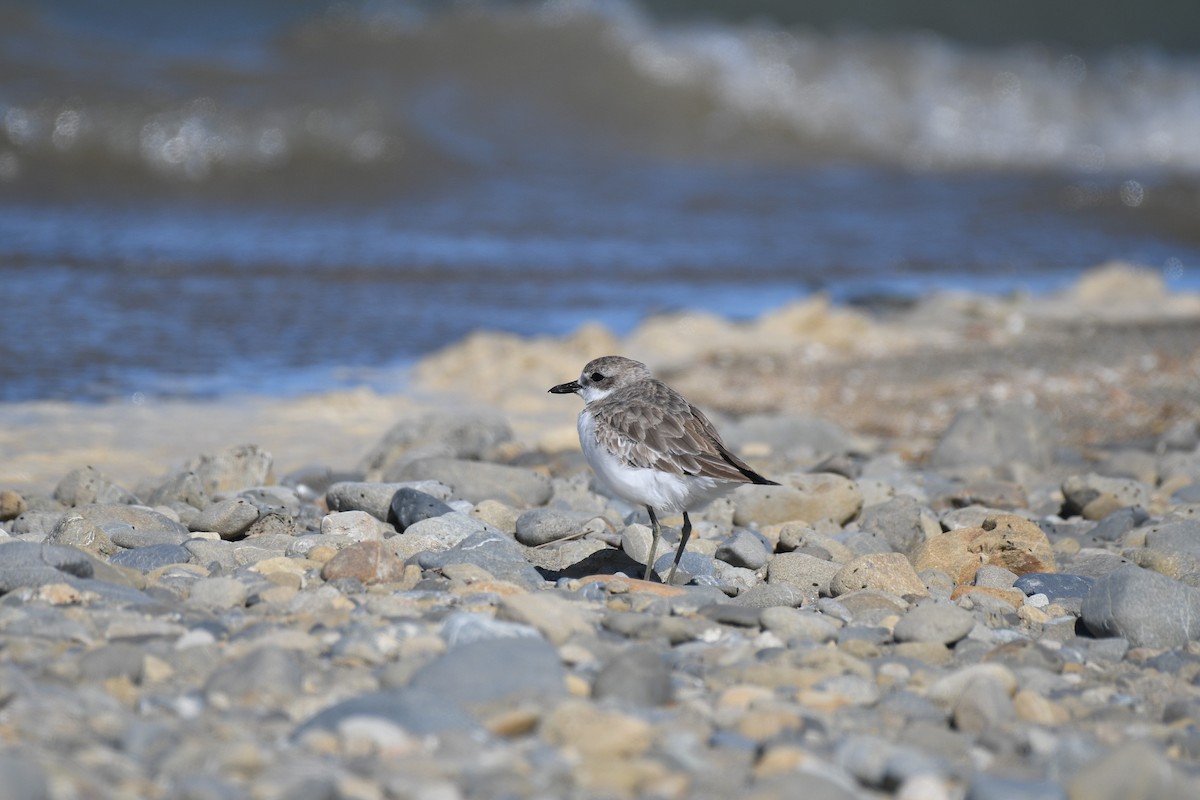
[3,262,1198,496]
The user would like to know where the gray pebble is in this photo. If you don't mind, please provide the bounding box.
[966,775,1067,800]
[294,689,481,739]
[408,636,565,710]
[417,530,545,589]
[1013,572,1094,600]
[1062,473,1150,520]
[893,603,976,645]
[714,529,771,570]
[110,543,192,573]
[514,507,593,546]
[54,465,139,506]
[0,749,48,800]
[389,487,454,531]
[205,645,303,705]
[326,480,451,522]
[146,470,210,509]
[766,551,841,598]
[187,576,248,609]
[974,564,1019,588]
[1090,505,1150,542]
[856,495,932,554]
[591,647,673,707]
[1081,565,1200,648]
[190,498,260,539]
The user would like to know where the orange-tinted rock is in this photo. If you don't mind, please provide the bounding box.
[912,514,1055,583]
[320,540,407,584]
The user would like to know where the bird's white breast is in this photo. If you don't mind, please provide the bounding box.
[578,408,732,514]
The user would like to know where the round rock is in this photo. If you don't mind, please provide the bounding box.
[893,603,976,645]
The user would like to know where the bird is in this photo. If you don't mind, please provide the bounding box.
[549,355,778,584]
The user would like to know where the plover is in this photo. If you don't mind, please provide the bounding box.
[550,355,778,584]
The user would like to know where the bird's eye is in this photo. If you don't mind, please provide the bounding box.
[589,372,604,382]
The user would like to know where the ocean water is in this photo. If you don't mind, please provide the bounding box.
[2,0,1199,402]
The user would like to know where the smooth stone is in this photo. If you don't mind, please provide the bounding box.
[357,412,512,477]
[1081,565,1200,648]
[973,564,1018,588]
[856,495,936,555]
[767,552,841,598]
[0,750,48,800]
[732,472,862,526]
[1062,473,1150,520]
[6,510,64,538]
[205,645,302,705]
[951,675,1015,733]
[45,513,119,556]
[514,507,598,547]
[54,466,139,506]
[1142,519,1200,558]
[186,576,249,609]
[759,606,840,642]
[1090,505,1151,542]
[389,487,455,531]
[408,636,565,709]
[294,689,481,739]
[394,512,497,558]
[79,642,146,682]
[699,603,763,628]
[183,444,273,495]
[325,480,452,522]
[418,531,546,589]
[145,470,210,509]
[981,640,1064,673]
[319,510,387,542]
[183,538,238,572]
[591,647,673,707]
[320,541,406,585]
[831,552,929,598]
[929,404,1054,470]
[965,775,1067,800]
[0,540,94,591]
[893,604,976,645]
[62,504,190,546]
[110,544,193,573]
[620,523,653,566]
[652,550,715,585]
[397,457,553,507]
[1067,740,1195,800]
[496,592,595,645]
[440,612,543,647]
[190,498,260,540]
[714,529,772,570]
[731,582,805,609]
[1013,572,1094,600]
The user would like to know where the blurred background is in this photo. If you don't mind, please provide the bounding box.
[2,0,1199,402]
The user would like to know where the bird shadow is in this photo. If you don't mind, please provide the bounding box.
[535,548,652,582]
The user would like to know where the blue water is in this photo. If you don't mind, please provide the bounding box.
[2,1,1199,401]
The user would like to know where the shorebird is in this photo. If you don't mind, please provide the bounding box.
[549,355,778,583]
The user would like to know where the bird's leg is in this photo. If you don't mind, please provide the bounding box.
[644,506,660,582]
[666,512,692,585]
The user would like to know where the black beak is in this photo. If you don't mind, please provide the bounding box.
[548,380,581,394]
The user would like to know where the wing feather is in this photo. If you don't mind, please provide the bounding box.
[588,379,772,484]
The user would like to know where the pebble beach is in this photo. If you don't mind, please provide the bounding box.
[3,264,1200,799]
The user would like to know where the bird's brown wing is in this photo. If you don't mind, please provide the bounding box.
[589,380,775,484]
